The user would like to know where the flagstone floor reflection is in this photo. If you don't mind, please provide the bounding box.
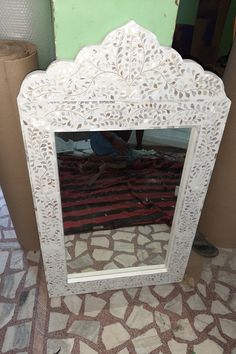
[66,224,170,274]
[0,188,236,353]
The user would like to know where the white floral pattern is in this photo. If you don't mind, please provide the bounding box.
[17,21,230,297]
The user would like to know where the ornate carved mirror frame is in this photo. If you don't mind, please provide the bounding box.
[18,22,230,297]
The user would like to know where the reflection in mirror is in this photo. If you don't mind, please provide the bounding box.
[55,128,190,275]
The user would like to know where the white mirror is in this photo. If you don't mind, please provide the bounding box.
[18,22,230,297]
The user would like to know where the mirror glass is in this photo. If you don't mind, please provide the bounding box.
[55,128,191,275]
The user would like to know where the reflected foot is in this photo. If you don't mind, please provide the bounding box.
[87,161,127,186]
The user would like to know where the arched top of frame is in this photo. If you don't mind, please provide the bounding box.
[18,21,228,107]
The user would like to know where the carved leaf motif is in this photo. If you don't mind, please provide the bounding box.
[17,21,230,297]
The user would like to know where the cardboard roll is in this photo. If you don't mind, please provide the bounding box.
[0,40,36,60]
[0,40,39,250]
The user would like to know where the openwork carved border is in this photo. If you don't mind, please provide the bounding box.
[18,22,230,297]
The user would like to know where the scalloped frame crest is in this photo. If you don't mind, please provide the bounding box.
[18,21,230,297]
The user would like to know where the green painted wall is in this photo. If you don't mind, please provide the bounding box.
[52,0,179,59]
[219,0,236,57]
[176,0,199,25]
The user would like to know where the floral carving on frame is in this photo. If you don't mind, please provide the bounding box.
[18,22,230,297]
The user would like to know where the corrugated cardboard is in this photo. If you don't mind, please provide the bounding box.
[0,40,40,250]
[199,38,236,248]
[185,251,204,287]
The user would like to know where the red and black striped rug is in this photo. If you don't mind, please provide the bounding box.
[58,154,184,235]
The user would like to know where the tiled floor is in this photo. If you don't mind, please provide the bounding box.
[66,224,169,274]
[0,188,236,353]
